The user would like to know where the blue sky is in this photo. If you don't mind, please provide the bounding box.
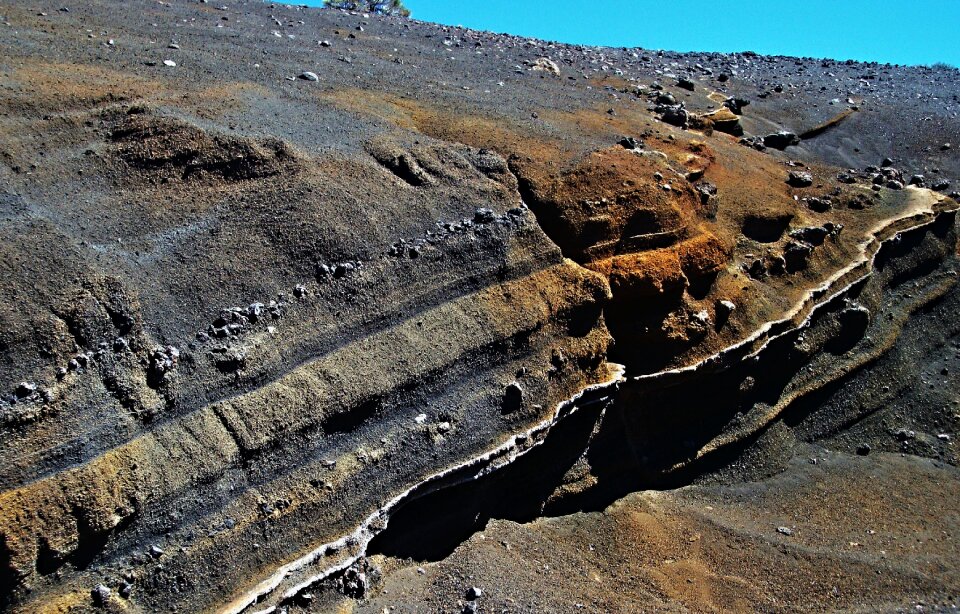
[308,1,960,67]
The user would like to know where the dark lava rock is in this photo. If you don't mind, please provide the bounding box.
[787,171,814,187]
[658,104,688,128]
[14,382,37,398]
[655,92,676,105]
[91,584,111,607]
[503,381,523,413]
[764,131,801,150]
[723,97,750,114]
[474,207,496,223]
[695,181,717,206]
[783,241,813,273]
[739,135,766,151]
[789,226,830,246]
[805,196,832,212]
[677,77,695,91]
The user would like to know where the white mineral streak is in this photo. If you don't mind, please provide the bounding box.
[225,188,955,614]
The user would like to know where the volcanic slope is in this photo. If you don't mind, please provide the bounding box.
[0,1,957,613]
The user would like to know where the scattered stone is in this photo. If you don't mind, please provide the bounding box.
[15,381,37,398]
[655,92,676,105]
[723,97,749,114]
[148,346,179,382]
[162,59,176,67]
[657,103,688,128]
[466,586,483,600]
[805,196,832,212]
[695,181,717,206]
[700,107,743,135]
[895,429,916,442]
[739,135,766,151]
[783,241,813,272]
[293,284,307,298]
[91,584,111,606]
[113,337,129,352]
[764,131,801,150]
[339,559,370,598]
[856,443,871,456]
[932,180,951,192]
[503,381,523,413]
[789,226,830,246]
[938,433,952,442]
[908,174,925,187]
[716,299,736,324]
[530,57,560,75]
[823,222,843,236]
[677,76,695,91]
[149,544,165,558]
[320,40,331,47]
[213,349,246,373]
[247,302,265,321]
[473,207,496,223]
[618,136,642,150]
[267,300,284,319]
[746,258,767,280]
[787,171,813,187]
[299,71,319,81]
[691,309,711,329]
[836,172,856,184]
[776,526,794,536]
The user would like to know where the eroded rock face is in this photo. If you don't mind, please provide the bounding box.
[0,1,957,613]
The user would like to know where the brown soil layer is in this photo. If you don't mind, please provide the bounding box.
[0,1,958,612]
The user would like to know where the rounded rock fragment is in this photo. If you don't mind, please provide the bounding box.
[91,584,111,607]
[787,171,813,187]
[502,381,523,414]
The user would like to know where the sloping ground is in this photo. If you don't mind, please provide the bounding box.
[0,1,957,612]
[360,450,960,613]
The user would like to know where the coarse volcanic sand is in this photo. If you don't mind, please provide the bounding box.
[0,0,958,612]
[358,449,960,614]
